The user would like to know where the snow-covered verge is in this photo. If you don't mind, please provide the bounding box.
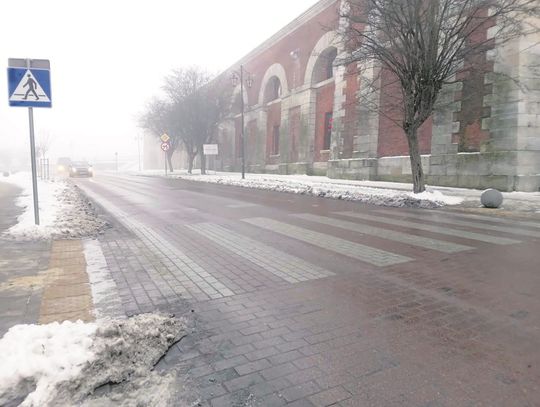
[151,171,463,208]
[0,314,186,407]
[84,239,125,321]
[1,172,109,240]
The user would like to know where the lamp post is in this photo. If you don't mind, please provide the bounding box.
[231,65,253,180]
[136,134,142,172]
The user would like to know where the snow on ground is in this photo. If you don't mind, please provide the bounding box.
[1,172,109,240]
[135,169,540,211]
[0,314,186,407]
[139,170,463,208]
[83,240,125,321]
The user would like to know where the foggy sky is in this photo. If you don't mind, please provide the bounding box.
[0,0,318,167]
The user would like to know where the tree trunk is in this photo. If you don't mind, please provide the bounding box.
[166,151,174,172]
[200,151,207,175]
[406,128,426,193]
[187,153,195,174]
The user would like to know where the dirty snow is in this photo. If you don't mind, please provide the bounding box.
[83,239,125,321]
[1,172,109,240]
[0,320,97,406]
[0,314,186,407]
[155,171,463,208]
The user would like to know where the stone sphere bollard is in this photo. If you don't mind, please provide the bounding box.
[481,189,503,208]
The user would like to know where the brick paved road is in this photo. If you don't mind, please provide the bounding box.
[74,173,540,407]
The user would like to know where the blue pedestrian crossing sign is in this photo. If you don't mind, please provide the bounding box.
[8,64,52,108]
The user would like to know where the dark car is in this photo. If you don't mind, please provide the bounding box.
[69,161,94,177]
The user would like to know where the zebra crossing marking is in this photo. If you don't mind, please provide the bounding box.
[243,217,412,267]
[372,209,540,238]
[335,212,521,245]
[420,210,540,229]
[78,186,236,299]
[187,223,334,283]
[292,213,474,253]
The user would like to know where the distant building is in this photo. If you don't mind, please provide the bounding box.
[145,0,540,191]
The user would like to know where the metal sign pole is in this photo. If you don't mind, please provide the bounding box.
[165,151,168,176]
[28,106,40,225]
[7,56,52,227]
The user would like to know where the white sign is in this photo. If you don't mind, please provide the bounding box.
[203,144,219,155]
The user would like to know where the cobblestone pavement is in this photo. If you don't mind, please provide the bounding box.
[73,173,540,407]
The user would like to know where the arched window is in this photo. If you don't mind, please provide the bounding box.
[264,76,282,103]
[312,47,338,84]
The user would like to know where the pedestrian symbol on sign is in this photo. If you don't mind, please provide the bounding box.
[23,74,39,100]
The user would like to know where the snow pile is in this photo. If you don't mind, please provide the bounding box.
[0,314,186,407]
[169,172,463,208]
[1,172,109,240]
[0,320,97,406]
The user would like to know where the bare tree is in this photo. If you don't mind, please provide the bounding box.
[139,98,180,172]
[180,86,224,174]
[163,67,224,174]
[340,0,538,193]
[36,131,54,159]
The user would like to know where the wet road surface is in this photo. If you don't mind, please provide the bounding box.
[74,173,540,407]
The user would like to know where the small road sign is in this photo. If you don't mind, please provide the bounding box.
[161,142,170,152]
[160,133,170,143]
[8,59,52,108]
[203,144,219,155]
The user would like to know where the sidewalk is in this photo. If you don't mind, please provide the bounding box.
[0,182,47,336]
[0,178,188,406]
[0,181,94,335]
[135,169,540,214]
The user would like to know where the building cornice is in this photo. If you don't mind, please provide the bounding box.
[228,0,338,70]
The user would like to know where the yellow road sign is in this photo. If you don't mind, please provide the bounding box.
[160,133,170,143]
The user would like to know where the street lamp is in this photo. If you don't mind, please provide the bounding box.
[137,134,143,172]
[231,65,253,180]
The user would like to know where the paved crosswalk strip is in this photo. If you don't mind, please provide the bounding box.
[227,203,259,208]
[187,223,334,283]
[292,213,474,253]
[335,211,521,245]
[243,217,412,267]
[78,186,236,300]
[420,210,540,229]
[372,209,540,238]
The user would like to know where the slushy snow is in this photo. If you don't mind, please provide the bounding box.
[1,172,109,240]
[0,320,97,406]
[0,314,186,407]
[160,171,463,208]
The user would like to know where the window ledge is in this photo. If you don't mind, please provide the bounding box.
[266,98,282,106]
[269,154,280,158]
[319,149,330,154]
[313,77,335,89]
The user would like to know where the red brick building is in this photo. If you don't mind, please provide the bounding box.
[145,0,540,191]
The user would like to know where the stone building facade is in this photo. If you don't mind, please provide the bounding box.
[145,0,540,191]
